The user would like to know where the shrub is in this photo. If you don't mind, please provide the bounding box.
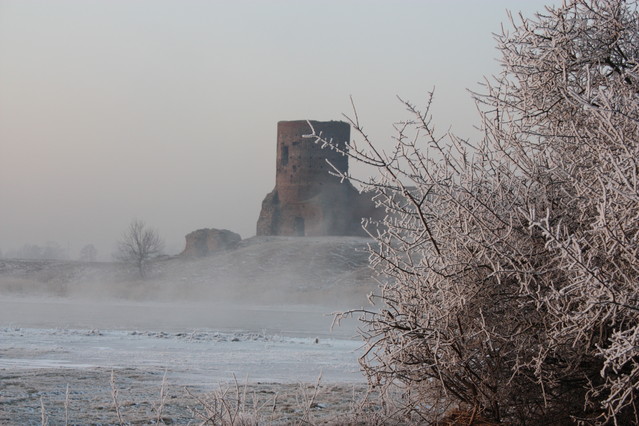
[314,0,639,423]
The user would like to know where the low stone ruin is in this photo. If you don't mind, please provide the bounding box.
[181,228,241,258]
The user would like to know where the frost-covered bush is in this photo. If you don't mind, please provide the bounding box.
[313,0,639,423]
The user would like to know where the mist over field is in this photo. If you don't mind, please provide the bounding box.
[0,236,374,331]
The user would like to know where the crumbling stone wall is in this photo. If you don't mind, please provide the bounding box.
[256,120,380,237]
[182,228,241,257]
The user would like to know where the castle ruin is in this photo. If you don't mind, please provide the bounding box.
[256,120,378,237]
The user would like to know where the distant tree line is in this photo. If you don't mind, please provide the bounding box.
[5,242,70,260]
[2,242,98,261]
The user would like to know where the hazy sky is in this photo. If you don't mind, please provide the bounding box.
[0,0,557,259]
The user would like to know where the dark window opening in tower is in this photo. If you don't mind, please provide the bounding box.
[281,146,289,166]
[294,217,305,236]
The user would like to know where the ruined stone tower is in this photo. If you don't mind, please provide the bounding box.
[256,120,377,237]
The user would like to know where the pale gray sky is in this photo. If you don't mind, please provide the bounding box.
[0,0,556,259]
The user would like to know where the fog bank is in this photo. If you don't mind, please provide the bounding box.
[0,236,375,336]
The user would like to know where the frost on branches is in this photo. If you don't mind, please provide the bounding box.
[311,0,639,423]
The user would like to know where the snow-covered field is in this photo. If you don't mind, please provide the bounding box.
[0,297,363,385]
[0,297,367,424]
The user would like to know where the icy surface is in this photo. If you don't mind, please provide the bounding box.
[0,296,365,387]
[0,327,363,386]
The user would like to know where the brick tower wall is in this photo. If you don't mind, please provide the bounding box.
[257,119,380,237]
[275,120,350,204]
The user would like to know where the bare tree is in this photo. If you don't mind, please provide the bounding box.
[115,219,164,278]
[313,0,639,423]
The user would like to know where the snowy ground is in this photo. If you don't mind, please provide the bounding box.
[0,238,377,423]
[0,297,364,384]
[0,297,368,424]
